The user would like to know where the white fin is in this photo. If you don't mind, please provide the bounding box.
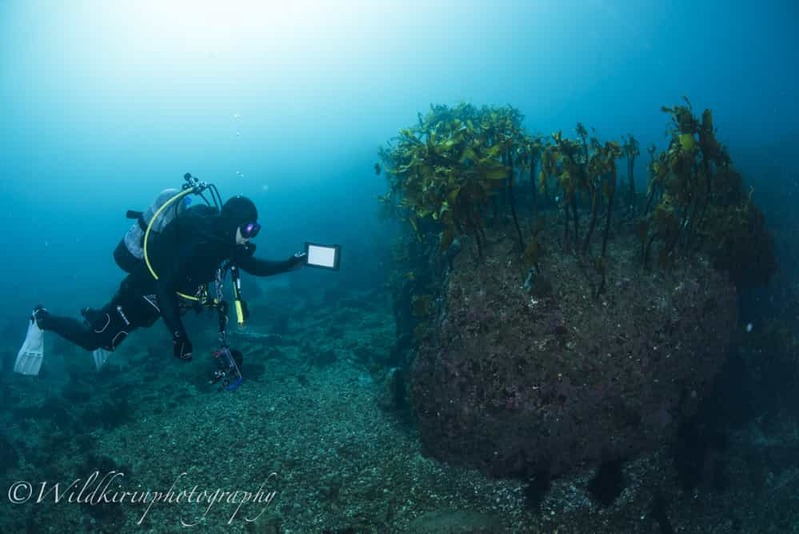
[15,316,44,376]
[92,348,111,370]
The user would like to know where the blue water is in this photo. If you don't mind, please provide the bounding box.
[2,1,796,321]
[1,1,798,531]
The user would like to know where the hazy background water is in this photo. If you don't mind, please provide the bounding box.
[0,0,797,326]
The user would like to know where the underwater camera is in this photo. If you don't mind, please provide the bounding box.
[305,242,341,270]
[210,347,244,391]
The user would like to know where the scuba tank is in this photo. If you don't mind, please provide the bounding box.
[113,188,190,273]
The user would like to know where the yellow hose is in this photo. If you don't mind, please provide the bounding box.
[142,188,199,301]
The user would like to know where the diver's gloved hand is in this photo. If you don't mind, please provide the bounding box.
[288,251,307,271]
[173,336,193,361]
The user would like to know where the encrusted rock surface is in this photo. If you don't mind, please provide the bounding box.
[412,223,738,477]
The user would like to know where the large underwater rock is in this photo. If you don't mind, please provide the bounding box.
[411,225,737,477]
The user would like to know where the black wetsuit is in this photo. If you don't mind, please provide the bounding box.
[38,205,297,352]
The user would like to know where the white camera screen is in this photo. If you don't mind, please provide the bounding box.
[307,244,338,269]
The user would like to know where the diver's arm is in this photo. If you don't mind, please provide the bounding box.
[235,245,305,276]
[156,273,186,340]
[156,273,193,360]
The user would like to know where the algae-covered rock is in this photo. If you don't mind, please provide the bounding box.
[411,225,737,477]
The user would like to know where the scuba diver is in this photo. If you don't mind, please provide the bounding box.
[25,174,306,369]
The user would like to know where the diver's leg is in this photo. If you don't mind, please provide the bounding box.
[35,300,138,352]
[87,275,159,350]
[34,308,103,351]
[34,273,157,353]
[87,303,133,350]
